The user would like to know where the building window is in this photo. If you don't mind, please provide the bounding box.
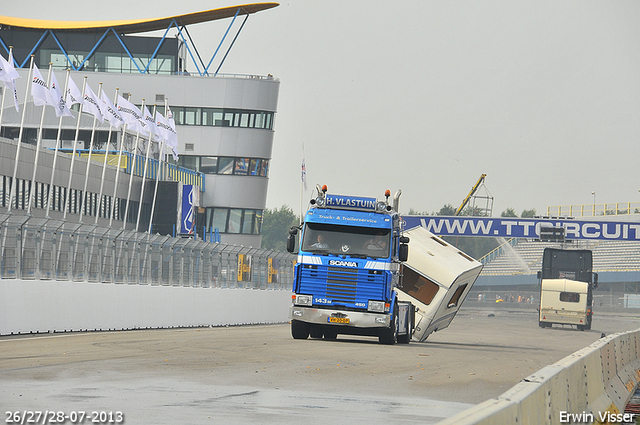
[205,207,264,235]
[173,155,269,177]
[253,210,262,235]
[212,208,228,231]
[218,157,234,174]
[234,158,249,175]
[180,107,201,126]
[173,107,273,129]
[178,156,198,171]
[227,209,243,234]
[200,156,217,174]
[242,210,255,234]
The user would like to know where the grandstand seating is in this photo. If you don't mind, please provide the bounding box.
[480,239,640,276]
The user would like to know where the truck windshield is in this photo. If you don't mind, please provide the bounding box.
[301,222,391,259]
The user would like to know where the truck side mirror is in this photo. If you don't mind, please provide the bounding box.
[399,236,410,244]
[593,272,598,289]
[286,234,296,253]
[537,271,542,280]
[399,243,408,262]
[286,227,298,253]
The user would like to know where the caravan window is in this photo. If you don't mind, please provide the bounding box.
[401,265,439,305]
[560,292,580,303]
[447,284,468,308]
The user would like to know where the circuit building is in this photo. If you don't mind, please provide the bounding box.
[0,3,279,247]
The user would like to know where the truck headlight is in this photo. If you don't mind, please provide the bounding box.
[368,300,389,313]
[294,294,313,306]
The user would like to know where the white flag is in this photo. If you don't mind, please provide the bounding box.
[82,83,103,123]
[116,95,147,134]
[156,111,178,160]
[31,63,51,107]
[100,91,124,129]
[5,79,19,112]
[301,158,307,191]
[65,75,82,107]
[143,105,161,139]
[166,107,179,160]
[0,52,20,84]
[155,111,175,142]
[49,71,73,118]
[1,52,20,112]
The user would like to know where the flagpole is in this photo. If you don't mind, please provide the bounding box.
[26,63,53,215]
[7,56,34,213]
[122,98,145,230]
[135,104,156,232]
[46,69,71,218]
[96,88,118,225]
[163,99,170,185]
[109,89,127,227]
[0,48,10,133]
[148,139,165,234]
[300,143,307,225]
[62,76,87,220]
[0,78,6,137]
[78,82,102,223]
[148,98,172,234]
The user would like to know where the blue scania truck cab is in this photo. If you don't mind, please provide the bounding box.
[287,185,484,345]
[287,185,412,344]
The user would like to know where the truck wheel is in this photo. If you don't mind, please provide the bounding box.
[309,326,323,339]
[323,328,337,340]
[379,305,398,345]
[291,320,310,339]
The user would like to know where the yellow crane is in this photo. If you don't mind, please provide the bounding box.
[454,174,487,216]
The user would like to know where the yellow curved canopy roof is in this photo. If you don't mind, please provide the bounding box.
[0,3,278,34]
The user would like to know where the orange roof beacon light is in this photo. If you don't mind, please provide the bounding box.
[321,185,328,194]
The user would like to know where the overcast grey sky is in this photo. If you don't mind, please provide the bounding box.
[3,1,640,217]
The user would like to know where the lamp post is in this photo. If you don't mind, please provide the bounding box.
[592,191,596,216]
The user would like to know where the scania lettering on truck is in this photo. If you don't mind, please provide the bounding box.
[287,185,484,344]
[538,248,598,331]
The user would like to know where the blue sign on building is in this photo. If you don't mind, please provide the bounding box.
[181,184,195,234]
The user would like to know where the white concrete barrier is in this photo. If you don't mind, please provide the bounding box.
[438,328,640,425]
[0,279,292,335]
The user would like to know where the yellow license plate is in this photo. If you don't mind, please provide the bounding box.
[328,317,350,324]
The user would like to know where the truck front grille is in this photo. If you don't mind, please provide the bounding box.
[326,267,358,302]
[299,264,386,306]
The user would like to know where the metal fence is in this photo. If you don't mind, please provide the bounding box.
[0,213,295,290]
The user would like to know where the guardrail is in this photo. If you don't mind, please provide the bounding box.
[0,213,295,290]
[547,203,640,218]
[437,328,640,424]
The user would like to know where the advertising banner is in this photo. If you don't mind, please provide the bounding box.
[404,216,640,241]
